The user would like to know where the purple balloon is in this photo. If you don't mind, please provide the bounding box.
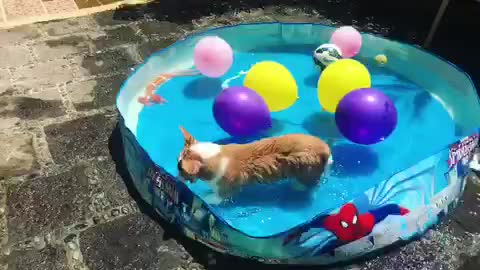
[335,88,398,145]
[213,86,272,137]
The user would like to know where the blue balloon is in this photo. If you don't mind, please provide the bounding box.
[335,88,398,145]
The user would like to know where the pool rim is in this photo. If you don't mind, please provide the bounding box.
[116,22,480,240]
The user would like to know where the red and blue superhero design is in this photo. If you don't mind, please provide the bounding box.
[283,202,409,248]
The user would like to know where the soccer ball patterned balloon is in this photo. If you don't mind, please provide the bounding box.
[313,44,343,70]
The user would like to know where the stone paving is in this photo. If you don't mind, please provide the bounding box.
[0,0,131,29]
[0,2,479,270]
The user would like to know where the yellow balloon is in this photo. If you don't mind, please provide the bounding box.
[244,61,298,112]
[318,59,371,113]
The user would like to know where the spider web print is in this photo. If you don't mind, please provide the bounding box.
[368,154,442,208]
[369,168,430,208]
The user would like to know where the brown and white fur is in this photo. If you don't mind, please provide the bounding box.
[177,126,333,201]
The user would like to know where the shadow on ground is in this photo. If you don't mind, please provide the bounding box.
[111,0,440,43]
[107,0,480,92]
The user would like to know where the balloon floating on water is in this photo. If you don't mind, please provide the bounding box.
[213,86,272,137]
[313,44,343,70]
[244,61,298,112]
[375,54,388,65]
[335,88,398,145]
[194,36,233,78]
[330,26,362,58]
[318,59,371,113]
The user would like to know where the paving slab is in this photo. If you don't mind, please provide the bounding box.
[72,48,137,78]
[32,35,94,61]
[0,46,32,69]
[0,25,42,47]
[6,165,93,243]
[44,113,117,167]
[137,38,177,60]
[137,20,185,40]
[452,179,480,233]
[0,132,39,179]
[42,0,78,15]
[80,213,186,270]
[0,87,65,121]
[358,220,479,270]
[7,246,68,270]
[90,159,134,211]
[66,73,127,110]
[0,70,12,94]
[13,58,74,89]
[39,16,99,37]
[91,10,133,27]
[3,0,47,22]
[92,25,144,49]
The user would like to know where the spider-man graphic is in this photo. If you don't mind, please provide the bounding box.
[283,203,409,245]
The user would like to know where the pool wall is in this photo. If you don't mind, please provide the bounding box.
[120,115,478,264]
[116,23,480,264]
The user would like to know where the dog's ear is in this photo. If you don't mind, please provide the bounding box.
[179,126,196,146]
[181,159,202,176]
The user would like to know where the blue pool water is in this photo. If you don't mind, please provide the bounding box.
[136,48,459,237]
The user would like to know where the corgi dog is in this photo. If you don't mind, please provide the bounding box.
[177,127,333,200]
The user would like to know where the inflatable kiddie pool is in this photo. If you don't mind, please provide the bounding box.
[116,23,480,265]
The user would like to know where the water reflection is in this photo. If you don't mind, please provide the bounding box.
[331,143,379,177]
[302,112,343,140]
[221,180,315,210]
[183,77,223,99]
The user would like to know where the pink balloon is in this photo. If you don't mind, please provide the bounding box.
[194,36,233,78]
[330,26,362,58]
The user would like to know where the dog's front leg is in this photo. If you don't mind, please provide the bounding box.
[203,182,238,206]
[217,181,239,201]
[291,180,308,191]
[204,193,223,205]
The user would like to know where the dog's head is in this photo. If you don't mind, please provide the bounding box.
[177,126,202,183]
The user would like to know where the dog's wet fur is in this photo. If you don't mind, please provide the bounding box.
[177,126,332,200]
